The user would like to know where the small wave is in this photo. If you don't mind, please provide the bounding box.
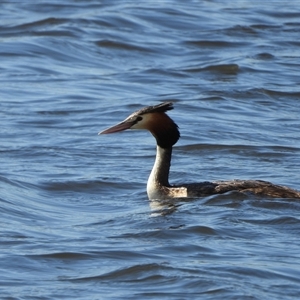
[65,263,173,282]
[185,40,245,48]
[28,251,93,260]
[183,63,239,74]
[41,179,125,193]
[95,39,154,53]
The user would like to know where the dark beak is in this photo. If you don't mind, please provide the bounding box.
[99,120,134,135]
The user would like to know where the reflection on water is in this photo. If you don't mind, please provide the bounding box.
[149,199,182,216]
[1,0,300,299]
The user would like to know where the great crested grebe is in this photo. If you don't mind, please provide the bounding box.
[99,102,300,200]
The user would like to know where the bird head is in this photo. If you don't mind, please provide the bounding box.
[99,102,180,148]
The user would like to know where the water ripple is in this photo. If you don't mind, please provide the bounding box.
[1,1,300,299]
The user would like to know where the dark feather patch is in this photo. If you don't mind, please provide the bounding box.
[135,102,174,116]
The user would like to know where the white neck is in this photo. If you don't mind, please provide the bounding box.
[147,146,172,199]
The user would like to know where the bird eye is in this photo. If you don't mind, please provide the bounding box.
[130,116,142,125]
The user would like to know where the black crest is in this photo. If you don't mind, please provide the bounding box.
[135,102,174,116]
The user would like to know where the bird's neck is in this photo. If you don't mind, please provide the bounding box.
[147,146,172,199]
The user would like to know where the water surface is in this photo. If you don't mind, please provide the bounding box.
[1,1,300,299]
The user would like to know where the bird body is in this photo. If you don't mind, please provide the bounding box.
[100,102,300,200]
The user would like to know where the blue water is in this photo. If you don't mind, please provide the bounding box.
[1,1,300,299]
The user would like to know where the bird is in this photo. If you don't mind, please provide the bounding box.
[99,102,300,200]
